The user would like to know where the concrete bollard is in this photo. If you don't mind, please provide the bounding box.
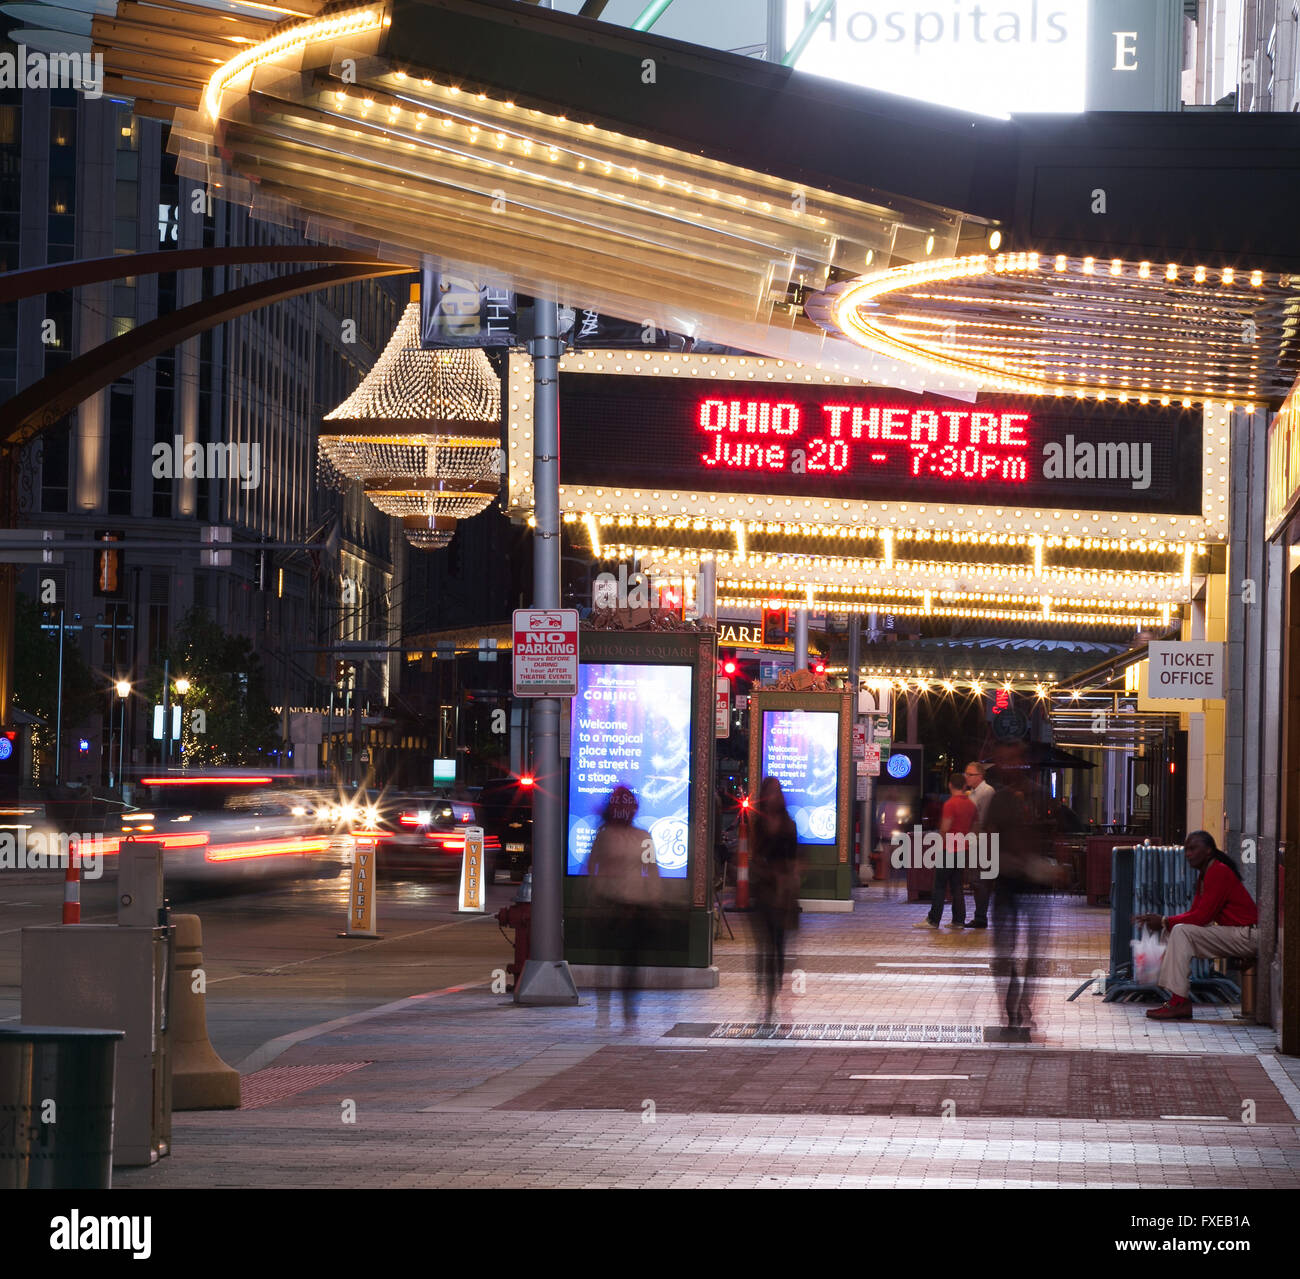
[170,914,241,1110]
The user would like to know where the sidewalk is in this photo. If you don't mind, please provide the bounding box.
[117,884,1300,1189]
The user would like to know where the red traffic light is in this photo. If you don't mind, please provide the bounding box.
[812,660,826,676]
[722,658,737,676]
[518,774,535,787]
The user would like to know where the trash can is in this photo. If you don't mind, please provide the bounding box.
[0,1025,124,1189]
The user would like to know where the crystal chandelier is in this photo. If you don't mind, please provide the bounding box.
[320,296,503,548]
[403,515,458,550]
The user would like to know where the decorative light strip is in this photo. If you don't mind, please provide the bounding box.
[810,253,1291,407]
[564,512,1203,555]
[204,8,389,119]
[714,593,1161,628]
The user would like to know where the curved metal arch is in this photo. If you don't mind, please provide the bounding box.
[0,246,413,305]
[1,262,413,449]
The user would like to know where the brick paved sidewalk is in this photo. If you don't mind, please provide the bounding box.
[116,885,1300,1189]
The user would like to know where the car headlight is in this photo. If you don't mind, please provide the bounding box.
[417,810,432,824]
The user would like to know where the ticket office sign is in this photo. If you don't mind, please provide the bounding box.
[459,826,487,913]
[1146,641,1225,700]
[559,376,1202,515]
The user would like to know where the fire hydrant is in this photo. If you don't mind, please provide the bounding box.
[496,877,532,993]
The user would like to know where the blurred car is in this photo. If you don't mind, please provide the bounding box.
[367,790,502,881]
[476,774,534,882]
[91,787,347,885]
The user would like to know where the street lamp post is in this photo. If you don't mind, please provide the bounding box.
[114,679,130,798]
[514,295,579,1007]
[175,677,190,767]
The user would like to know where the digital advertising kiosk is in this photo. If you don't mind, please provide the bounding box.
[563,627,716,978]
[747,688,855,907]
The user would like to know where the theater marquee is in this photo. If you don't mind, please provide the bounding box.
[506,351,1223,544]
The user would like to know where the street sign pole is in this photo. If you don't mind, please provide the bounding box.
[515,296,579,1006]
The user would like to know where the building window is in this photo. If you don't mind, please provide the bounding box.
[40,416,71,513]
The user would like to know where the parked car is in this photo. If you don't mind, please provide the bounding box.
[476,774,534,882]
[368,790,501,882]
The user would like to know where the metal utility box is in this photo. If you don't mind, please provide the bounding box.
[22,925,173,1167]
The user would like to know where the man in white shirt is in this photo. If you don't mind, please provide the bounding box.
[963,761,996,928]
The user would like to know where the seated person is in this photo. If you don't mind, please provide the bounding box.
[1134,830,1258,1021]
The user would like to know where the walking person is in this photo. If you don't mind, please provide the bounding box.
[915,773,975,929]
[1135,831,1258,1021]
[963,760,996,928]
[588,786,661,1027]
[750,776,800,1024]
[986,766,1053,1032]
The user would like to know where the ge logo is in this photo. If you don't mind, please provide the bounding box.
[649,817,688,871]
[808,807,836,840]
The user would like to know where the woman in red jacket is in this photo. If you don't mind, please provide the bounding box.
[1135,831,1258,1021]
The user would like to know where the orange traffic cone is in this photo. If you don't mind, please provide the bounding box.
[62,856,80,924]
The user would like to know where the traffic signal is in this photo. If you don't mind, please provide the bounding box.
[762,606,789,646]
[93,530,125,598]
[721,656,737,677]
[812,658,826,677]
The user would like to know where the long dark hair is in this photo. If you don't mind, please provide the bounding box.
[1187,831,1243,883]
[758,776,788,818]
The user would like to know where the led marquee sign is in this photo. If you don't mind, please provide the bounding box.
[559,377,1202,516]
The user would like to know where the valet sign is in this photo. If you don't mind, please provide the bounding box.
[513,609,579,697]
[1147,642,1225,701]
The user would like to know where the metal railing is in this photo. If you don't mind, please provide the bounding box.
[1101,844,1240,1004]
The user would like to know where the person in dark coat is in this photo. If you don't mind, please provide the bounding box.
[750,776,800,1024]
[986,754,1057,1034]
[589,785,661,1027]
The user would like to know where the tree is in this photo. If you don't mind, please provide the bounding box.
[151,609,280,766]
[12,594,100,782]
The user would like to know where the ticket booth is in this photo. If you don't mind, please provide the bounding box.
[747,688,855,906]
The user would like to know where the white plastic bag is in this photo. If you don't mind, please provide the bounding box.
[1131,925,1167,986]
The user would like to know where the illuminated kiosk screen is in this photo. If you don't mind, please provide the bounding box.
[567,663,693,878]
[761,710,840,846]
[559,376,1202,515]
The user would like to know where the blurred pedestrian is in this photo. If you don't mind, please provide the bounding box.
[750,776,800,1024]
[915,773,974,929]
[986,753,1054,1033]
[1135,831,1258,1021]
[588,785,661,1027]
[963,760,995,928]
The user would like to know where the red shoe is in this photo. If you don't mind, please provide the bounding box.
[1147,997,1194,1021]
